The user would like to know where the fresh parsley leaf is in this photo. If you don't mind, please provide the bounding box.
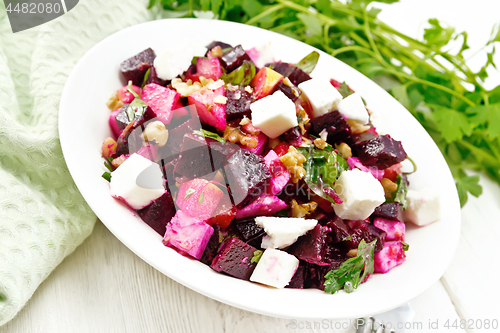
[295,51,320,74]
[184,188,196,200]
[389,174,408,210]
[323,239,376,294]
[193,129,226,143]
[401,241,409,251]
[251,250,263,264]
[219,60,256,86]
[102,172,111,182]
[424,19,455,49]
[337,82,353,99]
[456,175,482,206]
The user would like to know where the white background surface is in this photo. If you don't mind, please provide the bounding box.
[2,0,500,332]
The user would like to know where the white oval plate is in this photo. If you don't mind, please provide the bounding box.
[59,18,460,320]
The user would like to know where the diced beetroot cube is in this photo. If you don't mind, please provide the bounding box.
[225,88,254,121]
[136,143,158,162]
[174,133,213,179]
[263,149,290,195]
[163,210,214,260]
[200,224,221,265]
[309,110,352,145]
[235,194,287,219]
[282,127,303,147]
[272,80,301,102]
[373,218,405,241]
[266,62,311,86]
[325,216,350,243]
[120,48,156,86]
[176,179,224,220]
[188,85,226,131]
[137,191,176,236]
[374,241,406,273]
[117,85,142,103]
[234,217,265,244]
[345,220,386,252]
[239,132,267,155]
[286,266,306,289]
[141,83,182,125]
[114,103,156,131]
[208,141,240,170]
[210,238,258,280]
[224,150,272,207]
[289,224,329,266]
[196,57,223,80]
[205,41,233,54]
[220,45,251,73]
[372,203,403,221]
[159,117,202,159]
[353,135,407,169]
[109,108,122,138]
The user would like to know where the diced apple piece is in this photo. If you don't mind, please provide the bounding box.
[235,194,287,219]
[374,241,406,273]
[109,153,165,210]
[141,83,182,125]
[109,108,122,138]
[176,178,224,220]
[163,210,214,259]
[251,67,283,99]
[263,149,290,195]
[250,248,299,288]
[117,85,142,103]
[373,217,405,241]
[187,84,227,131]
[196,57,223,80]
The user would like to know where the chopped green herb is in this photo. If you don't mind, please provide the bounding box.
[193,129,226,143]
[103,161,113,172]
[141,68,151,88]
[295,51,320,74]
[337,82,353,99]
[198,191,204,203]
[392,174,408,210]
[107,156,115,163]
[219,60,256,86]
[401,241,409,251]
[342,236,352,241]
[102,172,111,182]
[251,250,263,264]
[184,188,196,200]
[324,239,376,294]
[275,209,289,217]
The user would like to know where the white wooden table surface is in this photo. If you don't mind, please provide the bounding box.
[2,1,500,332]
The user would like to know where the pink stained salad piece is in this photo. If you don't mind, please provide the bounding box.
[141,83,182,125]
[163,210,214,260]
[196,57,223,80]
[109,108,122,138]
[176,178,224,221]
[235,194,287,219]
[347,157,385,180]
[240,132,267,155]
[117,84,142,103]
[373,217,405,241]
[263,149,290,195]
[374,241,406,273]
[188,85,227,131]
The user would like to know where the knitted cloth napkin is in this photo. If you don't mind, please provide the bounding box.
[0,0,152,325]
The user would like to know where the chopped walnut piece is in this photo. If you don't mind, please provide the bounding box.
[347,119,371,134]
[210,45,223,58]
[297,105,310,135]
[223,125,258,149]
[214,95,228,104]
[291,199,318,218]
[239,116,250,126]
[111,155,128,168]
[381,177,398,199]
[106,92,124,111]
[280,146,307,183]
[347,249,358,257]
[335,142,352,159]
[313,138,328,150]
[141,121,169,147]
[171,78,203,97]
[244,85,253,94]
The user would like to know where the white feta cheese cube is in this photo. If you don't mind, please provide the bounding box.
[250,91,298,139]
[337,93,369,125]
[109,153,165,210]
[404,188,441,226]
[154,42,205,81]
[255,216,317,249]
[298,78,343,118]
[333,169,385,220]
[250,248,299,288]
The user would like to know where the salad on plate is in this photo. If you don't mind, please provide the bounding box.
[100,41,440,294]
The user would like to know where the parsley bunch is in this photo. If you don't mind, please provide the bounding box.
[148,0,500,206]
